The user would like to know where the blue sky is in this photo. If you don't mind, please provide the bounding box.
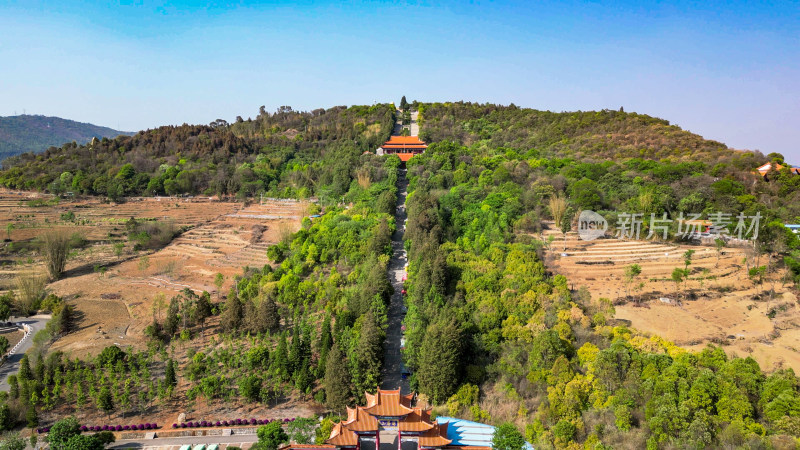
[1,1,798,160]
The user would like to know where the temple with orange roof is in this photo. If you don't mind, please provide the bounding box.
[376,136,427,162]
[281,389,491,450]
[755,162,800,180]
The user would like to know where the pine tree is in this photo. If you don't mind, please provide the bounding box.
[259,297,280,333]
[18,355,32,381]
[221,294,243,333]
[317,315,333,377]
[97,386,114,417]
[56,304,73,335]
[195,291,212,333]
[324,343,351,412]
[400,96,408,111]
[164,296,180,336]
[271,333,290,382]
[288,326,301,376]
[26,406,38,428]
[8,375,18,399]
[353,311,384,394]
[417,318,463,403]
[165,359,177,387]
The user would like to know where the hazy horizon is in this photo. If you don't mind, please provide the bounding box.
[1,1,798,160]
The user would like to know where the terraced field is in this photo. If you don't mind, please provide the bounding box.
[0,190,308,358]
[544,228,800,372]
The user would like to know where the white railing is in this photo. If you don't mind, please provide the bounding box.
[4,323,31,359]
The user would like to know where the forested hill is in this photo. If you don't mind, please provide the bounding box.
[0,104,395,199]
[0,115,132,161]
[417,102,756,164]
[0,102,771,199]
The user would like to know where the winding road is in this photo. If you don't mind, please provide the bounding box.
[0,314,51,391]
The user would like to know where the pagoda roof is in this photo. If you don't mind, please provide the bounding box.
[419,422,452,448]
[327,422,358,447]
[756,162,800,176]
[343,406,380,432]
[381,136,428,150]
[396,153,417,162]
[399,407,435,432]
[362,388,414,416]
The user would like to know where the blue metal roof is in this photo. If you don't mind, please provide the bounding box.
[435,417,534,450]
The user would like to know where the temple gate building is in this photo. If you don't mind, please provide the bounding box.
[376,136,427,162]
[282,389,493,450]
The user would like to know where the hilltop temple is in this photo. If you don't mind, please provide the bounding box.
[282,389,492,450]
[376,136,427,162]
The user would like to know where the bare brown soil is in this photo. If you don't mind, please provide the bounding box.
[0,191,316,424]
[544,228,800,372]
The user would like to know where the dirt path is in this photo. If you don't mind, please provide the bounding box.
[381,167,410,393]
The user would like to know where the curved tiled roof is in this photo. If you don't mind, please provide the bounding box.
[419,422,452,448]
[327,422,358,447]
[362,389,414,417]
[344,407,380,432]
[399,407,435,432]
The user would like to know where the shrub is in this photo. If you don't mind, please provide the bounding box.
[41,229,73,280]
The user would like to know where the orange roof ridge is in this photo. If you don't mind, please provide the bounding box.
[419,422,452,447]
[362,389,414,416]
[327,422,359,447]
[342,407,379,432]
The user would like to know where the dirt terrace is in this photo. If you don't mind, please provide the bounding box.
[544,229,800,372]
[0,191,307,359]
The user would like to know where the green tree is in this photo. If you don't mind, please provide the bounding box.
[272,333,290,381]
[221,293,243,333]
[0,336,8,356]
[240,374,262,402]
[47,417,81,450]
[165,358,177,386]
[0,404,12,432]
[259,296,280,333]
[41,229,72,281]
[63,435,104,450]
[353,311,384,394]
[164,295,180,336]
[253,421,289,450]
[0,434,25,450]
[25,406,38,428]
[214,272,224,299]
[492,422,525,450]
[287,417,317,444]
[624,264,642,301]
[417,318,463,403]
[18,355,32,380]
[97,386,114,416]
[671,267,687,299]
[317,314,333,377]
[0,294,12,321]
[324,343,351,412]
[315,416,337,445]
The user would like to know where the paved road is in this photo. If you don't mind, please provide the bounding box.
[381,168,410,394]
[0,315,51,391]
[108,434,259,449]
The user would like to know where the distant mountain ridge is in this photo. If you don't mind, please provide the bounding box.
[0,114,133,160]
